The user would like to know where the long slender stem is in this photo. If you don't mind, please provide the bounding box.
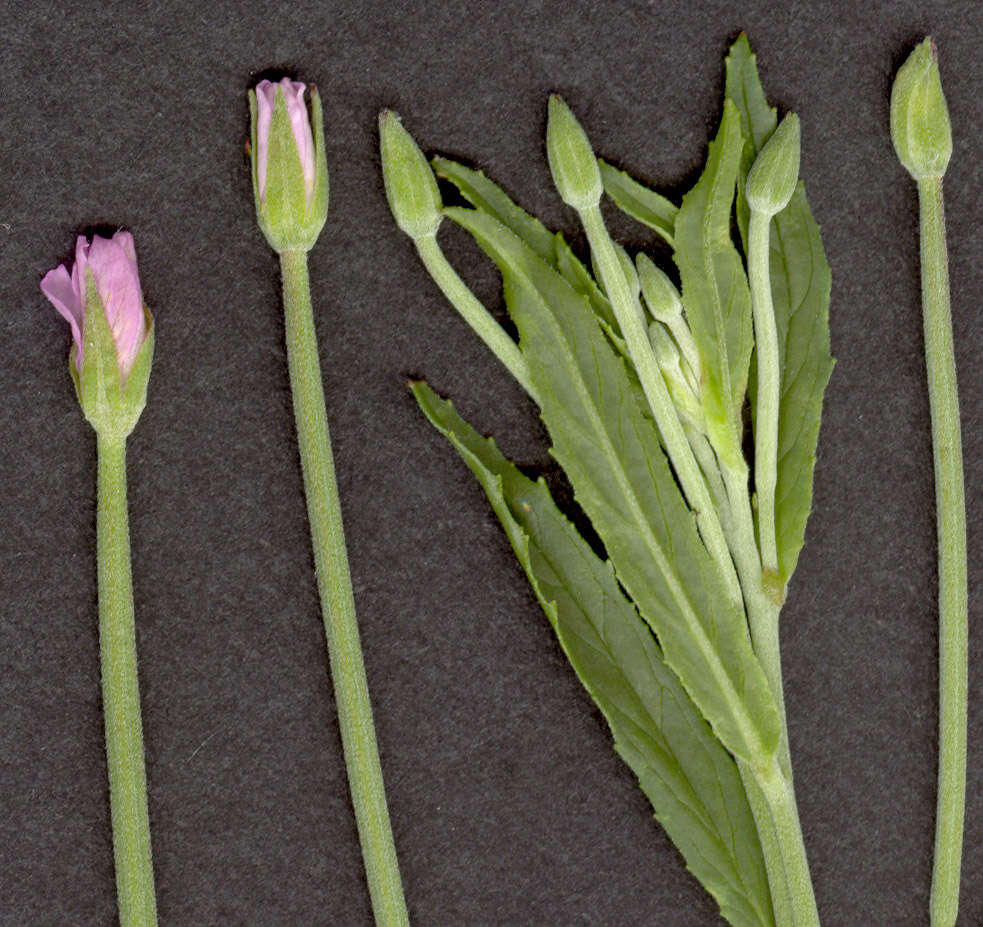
[415,234,538,403]
[917,175,967,927]
[279,249,410,927]
[96,433,158,927]
[747,209,781,578]
[578,205,744,612]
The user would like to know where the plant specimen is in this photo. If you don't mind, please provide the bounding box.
[40,232,158,927]
[891,38,966,927]
[248,78,409,926]
[382,36,832,926]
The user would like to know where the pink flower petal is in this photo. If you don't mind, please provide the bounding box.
[253,78,314,200]
[279,79,315,195]
[40,264,84,371]
[87,233,147,380]
[254,79,280,199]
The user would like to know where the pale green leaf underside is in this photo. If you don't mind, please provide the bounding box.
[725,37,834,583]
[445,205,779,766]
[599,159,678,246]
[412,383,774,927]
[672,100,753,440]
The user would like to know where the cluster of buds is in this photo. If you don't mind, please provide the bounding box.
[637,253,704,432]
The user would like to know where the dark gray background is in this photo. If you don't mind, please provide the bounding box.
[2,1,982,924]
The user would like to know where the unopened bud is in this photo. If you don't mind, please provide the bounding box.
[649,323,703,429]
[379,110,443,240]
[546,95,602,210]
[891,37,951,180]
[745,113,800,216]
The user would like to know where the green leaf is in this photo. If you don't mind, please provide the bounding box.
[672,100,752,464]
[552,232,618,330]
[724,34,778,243]
[767,187,834,581]
[413,382,774,927]
[725,37,835,583]
[445,205,780,766]
[432,157,556,263]
[599,159,677,245]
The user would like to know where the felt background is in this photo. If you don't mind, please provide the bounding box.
[2,0,982,924]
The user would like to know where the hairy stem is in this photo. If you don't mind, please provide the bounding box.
[752,758,820,927]
[280,249,410,927]
[415,233,538,403]
[96,433,158,927]
[747,208,781,578]
[917,175,967,927]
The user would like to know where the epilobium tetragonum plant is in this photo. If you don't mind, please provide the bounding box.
[382,35,833,927]
[248,77,409,927]
[891,39,966,927]
[40,232,157,927]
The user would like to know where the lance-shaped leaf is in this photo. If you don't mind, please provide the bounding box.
[413,382,774,927]
[672,101,752,463]
[599,159,678,245]
[432,157,556,262]
[725,37,834,583]
[445,206,780,766]
[434,156,625,342]
[724,34,778,242]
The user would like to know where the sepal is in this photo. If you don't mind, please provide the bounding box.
[76,274,153,438]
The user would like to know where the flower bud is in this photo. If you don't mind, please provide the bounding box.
[891,37,952,180]
[379,110,443,240]
[637,253,683,324]
[41,232,154,437]
[249,78,329,253]
[649,322,703,430]
[546,95,602,211]
[637,254,701,385]
[745,113,800,216]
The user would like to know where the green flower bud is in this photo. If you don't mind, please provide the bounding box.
[546,95,602,210]
[649,322,703,429]
[249,79,329,254]
[891,37,952,180]
[379,110,443,240]
[745,113,800,216]
[637,254,701,386]
[636,253,683,324]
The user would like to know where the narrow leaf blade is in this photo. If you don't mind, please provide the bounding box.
[445,206,780,766]
[724,37,834,583]
[413,383,774,927]
[672,101,753,451]
[432,157,556,262]
[599,159,678,245]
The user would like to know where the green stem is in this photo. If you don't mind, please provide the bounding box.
[752,758,821,927]
[738,762,794,927]
[747,209,781,577]
[578,205,743,612]
[96,433,158,927]
[415,233,538,403]
[279,249,410,927]
[721,462,791,778]
[686,427,729,522]
[917,175,967,927]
